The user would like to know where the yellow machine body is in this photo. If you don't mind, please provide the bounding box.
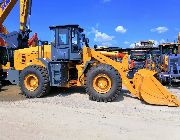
[13,45,51,70]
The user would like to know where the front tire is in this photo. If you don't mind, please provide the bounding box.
[19,65,50,98]
[85,64,122,102]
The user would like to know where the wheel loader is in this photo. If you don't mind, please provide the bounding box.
[0,1,179,106]
[1,24,179,107]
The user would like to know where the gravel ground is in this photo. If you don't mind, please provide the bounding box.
[0,85,180,140]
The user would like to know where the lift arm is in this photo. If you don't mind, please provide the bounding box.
[0,0,18,46]
[20,0,32,32]
[0,0,33,48]
[0,0,17,25]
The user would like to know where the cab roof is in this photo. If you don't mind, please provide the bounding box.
[49,24,84,32]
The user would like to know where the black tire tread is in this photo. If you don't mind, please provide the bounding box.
[19,65,50,98]
[85,64,122,102]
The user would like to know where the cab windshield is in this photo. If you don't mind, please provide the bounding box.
[130,51,146,60]
[161,45,178,54]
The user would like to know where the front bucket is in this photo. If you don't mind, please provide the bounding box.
[133,69,180,107]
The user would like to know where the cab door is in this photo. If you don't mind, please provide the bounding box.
[70,29,82,60]
[52,28,71,60]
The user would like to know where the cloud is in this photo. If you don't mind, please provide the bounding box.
[148,39,165,46]
[92,28,114,42]
[124,41,130,45]
[85,23,100,36]
[175,28,179,31]
[103,0,111,3]
[129,43,135,48]
[115,26,127,33]
[151,26,168,34]
[152,39,165,45]
[153,40,159,46]
[102,42,113,46]
[95,32,114,42]
[159,39,166,44]
[95,23,100,28]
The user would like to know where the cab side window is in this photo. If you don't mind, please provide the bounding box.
[58,29,69,45]
[71,30,80,53]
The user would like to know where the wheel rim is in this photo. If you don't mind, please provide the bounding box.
[93,74,112,94]
[24,74,39,91]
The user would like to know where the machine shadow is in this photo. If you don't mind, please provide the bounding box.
[166,83,180,89]
[46,86,86,98]
[0,81,12,93]
[0,89,8,92]
[114,89,138,102]
[46,87,138,102]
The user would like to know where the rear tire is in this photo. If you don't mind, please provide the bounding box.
[85,64,122,102]
[19,65,50,98]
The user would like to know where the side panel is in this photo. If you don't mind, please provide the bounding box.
[7,69,19,85]
[51,45,70,60]
[39,58,69,87]
[48,62,68,87]
[14,45,51,70]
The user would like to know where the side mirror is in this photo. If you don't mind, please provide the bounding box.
[85,38,89,43]
[82,34,85,41]
[94,44,97,49]
[84,38,89,47]
[39,40,48,46]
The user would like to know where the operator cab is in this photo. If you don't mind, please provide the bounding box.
[49,25,86,61]
[159,43,179,55]
[130,50,147,61]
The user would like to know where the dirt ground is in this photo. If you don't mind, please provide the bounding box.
[0,85,180,140]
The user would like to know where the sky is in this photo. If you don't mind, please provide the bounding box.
[3,0,180,48]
